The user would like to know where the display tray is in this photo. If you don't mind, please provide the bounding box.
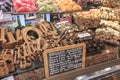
[0,61,43,79]
[46,58,120,80]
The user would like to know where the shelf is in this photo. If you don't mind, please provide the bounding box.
[46,58,120,80]
[0,20,13,23]
[76,65,120,80]
[3,10,85,15]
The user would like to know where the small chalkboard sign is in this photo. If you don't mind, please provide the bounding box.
[43,43,86,78]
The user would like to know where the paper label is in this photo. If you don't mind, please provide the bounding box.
[78,33,91,38]
[46,14,50,22]
[56,21,69,25]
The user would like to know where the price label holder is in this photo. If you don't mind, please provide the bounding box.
[46,14,50,22]
[39,14,45,22]
[18,15,25,26]
[43,43,86,78]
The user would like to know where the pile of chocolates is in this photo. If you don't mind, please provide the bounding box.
[62,29,105,56]
[75,0,102,9]
[74,34,105,56]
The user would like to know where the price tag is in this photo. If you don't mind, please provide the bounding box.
[56,21,68,25]
[78,33,91,38]
[50,13,60,21]
[19,15,25,26]
[25,13,36,20]
[46,14,50,22]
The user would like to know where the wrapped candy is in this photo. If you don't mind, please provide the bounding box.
[12,0,37,13]
[0,0,13,12]
[36,0,58,13]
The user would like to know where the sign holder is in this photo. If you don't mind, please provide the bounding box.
[43,43,86,78]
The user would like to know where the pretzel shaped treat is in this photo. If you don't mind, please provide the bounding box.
[1,49,15,72]
[0,55,9,77]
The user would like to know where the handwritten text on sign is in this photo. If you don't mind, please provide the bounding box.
[43,43,86,78]
[48,47,83,76]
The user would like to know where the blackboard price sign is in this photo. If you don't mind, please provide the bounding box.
[43,43,86,78]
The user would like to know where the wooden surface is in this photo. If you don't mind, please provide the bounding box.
[43,43,86,78]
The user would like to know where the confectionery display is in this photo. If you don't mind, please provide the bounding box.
[74,33,105,56]
[54,21,79,33]
[12,0,37,13]
[0,21,81,76]
[74,7,120,21]
[99,7,120,20]
[36,0,58,13]
[53,0,82,12]
[75,0,102,9]
[0,0,120,80]
[100,20,120,31]
[95,28,120,46]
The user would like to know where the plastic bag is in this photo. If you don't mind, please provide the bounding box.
[12,0,37,13]
[0,10,3,20]
[0,0,13,12]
